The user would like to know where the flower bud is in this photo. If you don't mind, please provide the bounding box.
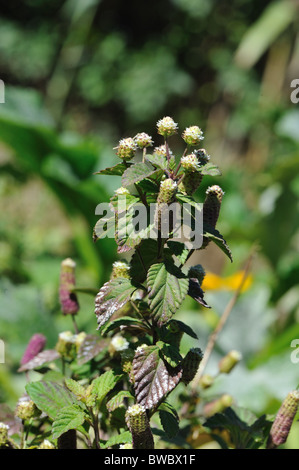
[203,394,233,418]
[115,187,131,196]
[116,138,137,161]
[134,133,153,148]
[0,423,9,446]
[181,348,203,385]
[267,390,299,449]
[178,172,203,195]
[59,258,79,316]
[39,439,55,449]
[111,261,131,280]
[188,265,206,286]
[203,185,224,229]
[181,154,201,173]
[20,333,46,366]
[182,126,204,146]
[198,374,214,389]
[156,116,178,138]
[194,148,210,165]
[125,404,154,449]
[157,178,177,205]
[120,348,135,374]
[218,350,242,374]
[15,395,41,421]
[55,331,77,359]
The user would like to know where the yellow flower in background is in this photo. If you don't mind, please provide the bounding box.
[201,271,253,292]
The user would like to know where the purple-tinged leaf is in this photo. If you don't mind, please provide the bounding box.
[18,349,60,372]
[77,334,109,365]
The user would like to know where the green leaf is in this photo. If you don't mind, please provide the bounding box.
[130,239,159,283]
[64,379,86,400]
[121,162,158,187]
[145,153,168,170]
[203,223,233,262]
[109,194,140,213]
[147,262,189,326]
[106,391,134,412]
[95,278,138,329]
[200,162,222,176]
[91,370,123,406]
[101,431,132,449]
[94,162,131,176]
[167,240,189,265]
[158,402,180,439]
[170,320,198,339]
[157,341,183,368]
[132,345,182,409]
[52,404,87,439]
[115,205,155,252]
[25,381,77,420]
[100,316,146,336]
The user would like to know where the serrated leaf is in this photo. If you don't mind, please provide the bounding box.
[132,345,182,409]
[101,431,132,449]
[145,153,168,169]
[106,391,134,412]
[203,223,233,262]
[65,379,86,400]
[94,162,132,176]
[109,194,140,213]
[158,402,180,439]
[115,204,155,251]
[147,262,189,326]
[122,162,157,187]
[157,341,183,368]
[52,404,86,439]
[130,239,159,283]
[95,278,138,329]
[17,349,60,372]
[77,335,109,365]
[26,381,77,420]
[100,316,146,336]
[91,370,123,406]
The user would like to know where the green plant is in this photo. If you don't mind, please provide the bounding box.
[1,117,298,450]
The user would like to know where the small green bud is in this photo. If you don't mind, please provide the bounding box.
[157,178,177,204]
[115,187,131,196]
[111,261,131,280]
[218,350,242,374]
[202,185,224,249]
[55,331,77,359]
[116,138,137,161]
[0,423,9,446]
[267,390,299,449]
[181,348,203,385]
[203,394,233,418]
[182,126,204,146]
[134,133,153,148]
[120,348,135,374]
[188,265,206,285]
[198,374,214,389]
[157,116,178,138]
[125,404,154,449]
[38,439,55,449]
[15,395,41,421]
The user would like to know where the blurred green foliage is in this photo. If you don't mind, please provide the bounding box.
[0,0,299,448]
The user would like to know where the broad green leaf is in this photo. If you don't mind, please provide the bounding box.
[157,341,183,368]
[167,240,189,265]
[130,238,159,283]
[91,370,123,406]
[115,205,155,251]
[52,404,87,439]
[25,381,77,420]
[147,262,189,326]
[94,162,132,176]
[170,319,198,339]
[106,391,134,412]
[200,162,222,176]
[95,278,138,329]
[145,153,168,169]
[158,402,180,439]
[100,316,146,336]
[101,431,132,449]
[109,193,140,213]
[132,345,182,409]
[121,162,157,187]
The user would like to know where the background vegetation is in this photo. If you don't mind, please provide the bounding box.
[0,0,299,448]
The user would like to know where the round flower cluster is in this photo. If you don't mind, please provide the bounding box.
[126,404,146,416]
[134,132,153,148]
[181,154,201,172]
[116,137,137,161]
[114,187,130,196]
[182,126,204,146]
[154,145,173,157]
[111,261,131,279]
[156,116,178,138]
[110,334,129,352]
